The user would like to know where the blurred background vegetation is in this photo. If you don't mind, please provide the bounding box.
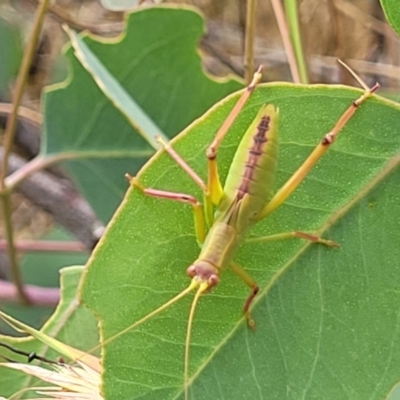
[1,1,400,398]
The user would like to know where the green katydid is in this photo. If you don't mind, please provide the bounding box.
[87,62,379,399]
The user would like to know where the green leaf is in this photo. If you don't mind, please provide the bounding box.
[0,266,99,398]
[81,84,400,399]
[0,16,22,93]
[66,26,168,148]
[42,6,241,221]
[381,0,400,36]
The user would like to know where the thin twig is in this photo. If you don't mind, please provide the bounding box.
[0,149,104,249]
[5,155,60,190]
[0,280,59,306]
[284,0,308,83]
[205,19,400,83]
[0,103,43,126]
[29,0,124,34]
[0,240,87,253]
[244,0,257,84]
[0,0,50,187]
[270,0,301,83]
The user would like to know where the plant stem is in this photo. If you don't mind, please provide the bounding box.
[270,0,301,83]
[284,0,309,83]
[0,240,87,253]
[0,0,50,187]
[0,280,59,305]
[0,0,51,304]
[244,0,257,84]
[0,103,43,125]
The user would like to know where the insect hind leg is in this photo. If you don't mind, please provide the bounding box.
[206,66,264,205]
[257,76,379,220]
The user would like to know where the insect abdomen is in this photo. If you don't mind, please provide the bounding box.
[217,105,279,231]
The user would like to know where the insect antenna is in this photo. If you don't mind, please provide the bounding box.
[338,59,370,91]
[184,282,209,400]
[82,281,199,359]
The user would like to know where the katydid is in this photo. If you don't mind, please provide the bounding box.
[102,63,378,398]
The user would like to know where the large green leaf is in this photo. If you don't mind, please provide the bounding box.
[81,83,400,399]
[0,266,98,398]
[381,0,400,37]
[42,6,241,221]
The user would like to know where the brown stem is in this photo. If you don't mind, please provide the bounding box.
[244,0,257,84]
[0,149,103,249]
[0,194,29,303]
[30,0,124,34]
[0,0,50,187]
[0,103,42,126]
[270,0,301,83]
[0,280,59,306]
[4,155,59,190]
[0,240,87,253]
[0,0,51,305]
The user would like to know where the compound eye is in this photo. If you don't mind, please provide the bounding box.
[186,265,196,278]
[208,274,220,288]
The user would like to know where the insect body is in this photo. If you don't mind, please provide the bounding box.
[105,65,379,399]
[185,104,278,320]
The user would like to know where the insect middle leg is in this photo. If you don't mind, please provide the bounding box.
[229,261,259,330]
[246,231,339,247]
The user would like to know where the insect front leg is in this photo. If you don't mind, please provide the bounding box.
[234,232,337,329]
[126,175,207,244]
[229,261,259,330]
